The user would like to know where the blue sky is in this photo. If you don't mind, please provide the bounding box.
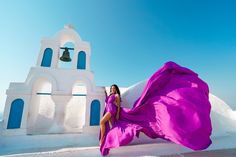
[0,0,236,112]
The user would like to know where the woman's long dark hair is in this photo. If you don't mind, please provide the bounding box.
[110,84,122,101]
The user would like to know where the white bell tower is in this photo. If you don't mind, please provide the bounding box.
[1,25,105,135]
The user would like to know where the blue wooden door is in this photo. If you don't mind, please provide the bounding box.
[90,100,100,126]
[77,51,86,69]
[41,48,53,67]
[7,99,24,129]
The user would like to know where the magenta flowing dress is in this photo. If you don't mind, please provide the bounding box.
[99,61,212,156]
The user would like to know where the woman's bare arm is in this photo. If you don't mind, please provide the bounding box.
[104,87,108,101]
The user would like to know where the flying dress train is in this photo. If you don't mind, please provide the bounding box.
[99,61,212,156]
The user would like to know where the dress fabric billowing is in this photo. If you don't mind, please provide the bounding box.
[99,61,212,156]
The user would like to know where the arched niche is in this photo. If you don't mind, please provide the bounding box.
[27,78,55,134]
[64,81,87,129]
[58,42,74,69]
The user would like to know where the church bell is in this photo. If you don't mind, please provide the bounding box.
[60,47,74,62]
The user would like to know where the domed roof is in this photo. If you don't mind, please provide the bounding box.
[54,25,82,45]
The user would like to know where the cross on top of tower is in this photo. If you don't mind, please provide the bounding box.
[64,24,75,30]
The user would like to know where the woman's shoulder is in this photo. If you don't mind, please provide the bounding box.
[115,94,120,100]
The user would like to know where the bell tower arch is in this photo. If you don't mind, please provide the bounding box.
[37,25,91,71]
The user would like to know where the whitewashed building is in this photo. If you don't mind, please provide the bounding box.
[1,25,106,136]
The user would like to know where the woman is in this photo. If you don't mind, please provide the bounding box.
[99,84,121,146]
[99,61,212,156]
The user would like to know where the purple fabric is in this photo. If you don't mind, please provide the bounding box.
[105,94,117,116]
[99,61,212,156]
